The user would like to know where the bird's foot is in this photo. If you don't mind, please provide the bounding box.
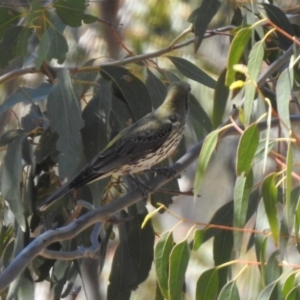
[149,166,179,180]
[127,175,153,196]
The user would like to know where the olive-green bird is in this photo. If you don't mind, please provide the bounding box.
[39,81,191,211]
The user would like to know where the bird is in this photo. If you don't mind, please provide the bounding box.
[39,81,191,211]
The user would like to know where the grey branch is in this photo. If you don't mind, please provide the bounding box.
[0,113,300,292]
[40,223,102,260]
[0,25,235,85]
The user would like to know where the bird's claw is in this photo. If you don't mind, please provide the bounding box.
[127,175,153,196]
[149,166,179,180]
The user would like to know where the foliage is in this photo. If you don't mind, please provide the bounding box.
[0,0,300,299]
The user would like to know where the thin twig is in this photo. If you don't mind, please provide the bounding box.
[1,113,300,292]
[0,25,235,85]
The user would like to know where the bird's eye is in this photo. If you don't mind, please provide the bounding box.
[169,115,177,123]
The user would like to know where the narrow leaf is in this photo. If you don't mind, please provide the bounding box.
[233,171,253,251]
[196,268,219,300]
[1,133,27,229]
[257,281,279,300]
[276,67,293,137]
[244,40,265,125]
[262,174,279,245]
[265,251,282,285]
[168,240,190,300]
[218,280,240,300]
[167,56,216,88]
[193,229,205,251]
[262,3,294,50]
[194,130,219,200]
[54,0,86,27]
[286,141,293,219]
[146,68,167,109]
[47,69,84,179]
[155,231,174,299]
[100,65,152,121]
[236,124,259,175]
[282,273,296,298]
[187,0,221,52]
[0,7,20,37]
[0,83,52,115]
[226,27,252,86]
[0,26,23,68]
[213,68,229,129]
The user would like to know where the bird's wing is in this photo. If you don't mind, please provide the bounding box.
[39,118,173,211]
[89,118,173,173]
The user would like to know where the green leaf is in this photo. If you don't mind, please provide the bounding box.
[167,56,216,88]
[226,27,252,86]
[0,7,20,37]
[17,268,34,300]
[36,27,68,67]
[100,65,152,121]
[262,3,294,50]
[83,13,98,24]
[54,0,86,27]
[146,68,167,109]
[282,273,296,298]
[196,268,219,300]
[155,231,174,299]
[6,225,28,298]
[257,281,279,300]
[81,85,110,160]
[187,0,221,52]
[0,133,27,229]
[16,27,32,57]
[155,280,165,300]
[285,287,298,300]
[203,201,233,242]
[168,240,190,300]
[189,94,212,133]
[265,251,282,286]
[126,206,155,288]
[36,29,50,68]
[262,174,279,245]
[255,201,269,283]
[233,171,253,251]
[0,83,52,115]
[0,25,23,68]
[108,207,154,299]
[194,130,219,200]
[212,68,229,129]
[47,69,85,179]
[244,41,265,125]
[193,229,205,251]
[51,260,72,299]
[236,124,259,175]
[276,66,293,137]
[218,280,240,300]
[286,141,293,219]
[60,263,78,298]
[213,230,233,291]
[46,27,68,64]
[73,58,99,97]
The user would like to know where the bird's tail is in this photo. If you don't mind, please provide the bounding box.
[38,180,75,211]
[39,165,105,211]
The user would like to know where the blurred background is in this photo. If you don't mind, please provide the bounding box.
[0,0,300,299]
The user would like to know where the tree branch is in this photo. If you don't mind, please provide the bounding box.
[40,223,102,260]
[1,113,300,292]
[0,25,235,85]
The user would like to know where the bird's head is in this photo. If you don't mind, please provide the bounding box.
[161,81,191,114]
